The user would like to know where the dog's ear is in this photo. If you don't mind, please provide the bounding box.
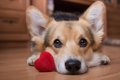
[26,6,49,37]
[81,1,106,49]
[26,6,50,51]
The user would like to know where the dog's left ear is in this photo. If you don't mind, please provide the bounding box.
[81,1,106,49]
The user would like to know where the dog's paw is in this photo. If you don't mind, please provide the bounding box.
[27,55,39,66]
[100,55,111,65]
[88,53,111,67]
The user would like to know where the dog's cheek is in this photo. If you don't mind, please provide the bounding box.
[50,45,62,54]
[83,47,93,62]
[45,47,60,57]
[36,42,44,52]
[32,37,45,52]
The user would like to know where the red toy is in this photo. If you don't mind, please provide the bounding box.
[34,51,56,72]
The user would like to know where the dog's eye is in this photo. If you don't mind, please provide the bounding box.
[79,38,87,47]
[53,39,63,48]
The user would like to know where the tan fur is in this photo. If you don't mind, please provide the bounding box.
[46,20,91,54]
[26,1,110,74]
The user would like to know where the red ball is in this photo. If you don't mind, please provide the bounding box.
[34,51,56,72]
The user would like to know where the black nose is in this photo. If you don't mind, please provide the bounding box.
[65,59,81,73]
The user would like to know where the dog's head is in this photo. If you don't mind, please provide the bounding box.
[26,1,106,74]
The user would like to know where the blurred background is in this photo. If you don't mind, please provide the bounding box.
[0,1,120,80]
[0,0,120,48]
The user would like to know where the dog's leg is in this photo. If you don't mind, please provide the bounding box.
[27,52,39,66]
[87,53,111,67]
[27,41,40,66]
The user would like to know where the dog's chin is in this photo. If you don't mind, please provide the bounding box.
[56,66,88,75]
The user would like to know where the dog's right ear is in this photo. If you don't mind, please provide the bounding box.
[26,6,49,37]
[26,6,50,51]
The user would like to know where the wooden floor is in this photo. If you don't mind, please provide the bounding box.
[0,45,120,80]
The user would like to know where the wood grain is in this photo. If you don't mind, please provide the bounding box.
[0,0,30,42]
[0,10,26,33]
[0,0,28,10]
[107,5,120,39]
[0,45,120,80]
[32,0,48,14]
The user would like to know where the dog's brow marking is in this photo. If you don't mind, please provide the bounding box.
[44,26,57,47]
[44,29,51,47]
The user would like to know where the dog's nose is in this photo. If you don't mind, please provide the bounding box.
[65,59,81,73]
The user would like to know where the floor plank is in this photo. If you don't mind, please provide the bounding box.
[0,45,120,80]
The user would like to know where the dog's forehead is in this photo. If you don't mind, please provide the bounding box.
[58,21,85,34]
[44,19,92,47]
[47,19,91,41]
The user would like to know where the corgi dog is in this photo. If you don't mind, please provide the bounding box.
[26,1,110,74]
